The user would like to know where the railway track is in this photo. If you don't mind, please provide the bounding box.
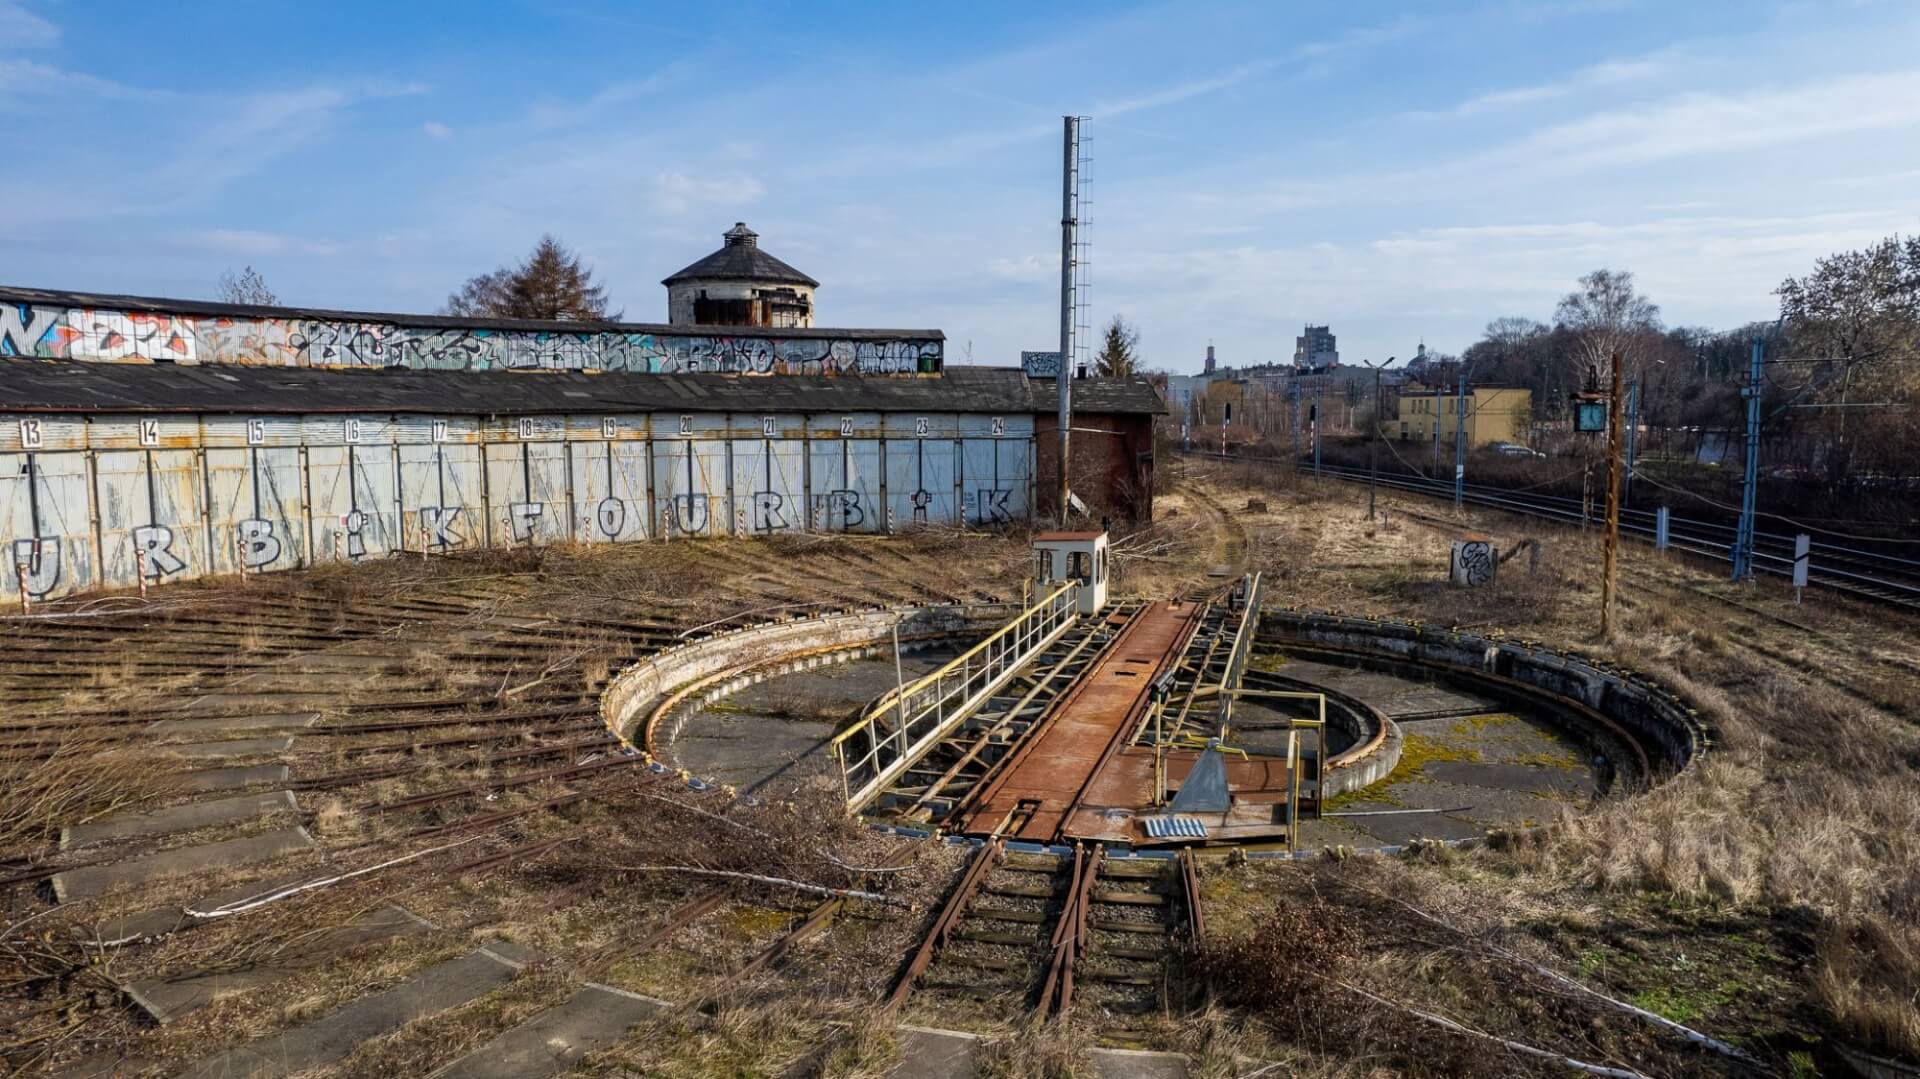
[889,840,1203,1026]
[1194,451,1920,610]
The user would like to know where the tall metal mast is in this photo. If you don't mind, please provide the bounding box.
[1056,115,1080,526]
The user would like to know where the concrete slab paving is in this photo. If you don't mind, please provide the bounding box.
[62,790,299,849]
[91,868,352,945]
[121,904,431,1023]
[181,693,334,714]
[45,1051,153,1078]
[180,764,291,792]
[885,1025,984,1079]
[1091,1046,1190,1078]
[161,736,296,759]
[429,982,668,1078]
[148,712,319,736]
[52,826,315,903]
[175,940,537,1079]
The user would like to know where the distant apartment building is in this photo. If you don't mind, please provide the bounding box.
[1293,324,1338,368]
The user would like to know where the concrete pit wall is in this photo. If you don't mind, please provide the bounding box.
[600,604,1014,762]
[1239,670,1404,797]
[1260,610,1711,782]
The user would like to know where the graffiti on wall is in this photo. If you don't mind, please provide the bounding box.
[1449,538,1496,587]
[0,301,942,375]
[5,412,1033,600]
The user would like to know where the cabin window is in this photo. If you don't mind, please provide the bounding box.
[1067,551,1092,584]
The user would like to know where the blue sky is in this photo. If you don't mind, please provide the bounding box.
[3,1,1918,374]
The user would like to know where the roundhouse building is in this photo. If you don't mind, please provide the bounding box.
[0,284,1160,601]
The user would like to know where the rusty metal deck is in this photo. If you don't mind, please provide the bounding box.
[960,600,1207,842]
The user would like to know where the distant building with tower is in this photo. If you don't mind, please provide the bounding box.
[663,222,819,328]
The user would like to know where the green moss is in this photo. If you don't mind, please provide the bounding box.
[1511,749,1581,772]
[1450,712,1521,734]
[1247,651,1291,673]
[1393,732,1483,774]
[1323,733,1480,811]
[1629,978,1744,1026]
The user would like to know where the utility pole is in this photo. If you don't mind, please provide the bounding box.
[1363,357,1392,520]
[1313,377,1323,478]
[1055,115,1079,527]
[1430,383,1441,479]
[1291,385,1301,462]
[1732,337,1763,581]
[1453,371,1467,508]
[1601,351,1625,638]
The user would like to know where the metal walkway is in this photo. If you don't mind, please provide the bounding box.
[959,599,1209,842]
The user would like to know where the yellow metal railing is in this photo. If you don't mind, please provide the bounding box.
[832,581,1081,812]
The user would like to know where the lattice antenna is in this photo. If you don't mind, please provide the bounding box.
[1073,121,1094,375]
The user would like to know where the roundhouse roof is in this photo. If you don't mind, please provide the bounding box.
[661,222,820,288]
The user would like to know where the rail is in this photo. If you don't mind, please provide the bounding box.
[831,581,1082,811]
[1185,450,1920,609]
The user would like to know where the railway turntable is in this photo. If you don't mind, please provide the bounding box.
[832,531,1327,850]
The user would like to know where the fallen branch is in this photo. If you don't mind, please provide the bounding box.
[613,865,906,905]
[184,835,488,919]
[634,791,769,838]
[1331,879,1762,1067]
[1333,977,1650,1079]
[817,848,916,875]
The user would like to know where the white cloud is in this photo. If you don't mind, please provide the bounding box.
[422,120,452,139]
[1437,52,1674,116]
[0,2,57,49]
[649,172,765,214]
[0,57,162,103]
[987,254,1053,280]
[181,229,343,258]
[1501,68,1920,170]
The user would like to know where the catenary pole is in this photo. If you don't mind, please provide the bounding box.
[1732,337,1763,580]
[1369,365,1381,519]
[1601,351,1624,638]
[1453,372,1467,508]
[1056,115,1078,527]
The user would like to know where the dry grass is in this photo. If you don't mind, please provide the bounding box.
[6,470,1918,1074]
[0,733,178,859]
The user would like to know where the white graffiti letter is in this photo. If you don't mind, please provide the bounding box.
[342,510,367,559]
[421,506,462,548]
[752,492,787,533]
[237,518,282,568]
[132,525,187,577]
[509,502,543,541]
[595,497,625,538]
[974,488,1012,524]
[11,538,60,597]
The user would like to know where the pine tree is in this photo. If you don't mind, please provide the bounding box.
[443,235,621,321]
[1095,315,1140,378]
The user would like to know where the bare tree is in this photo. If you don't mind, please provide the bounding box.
[1777,235,1920,481]
[1554,269,1662,383]
[1094,315,1141,378]
[442,235,620,321]
[216,266,278,307]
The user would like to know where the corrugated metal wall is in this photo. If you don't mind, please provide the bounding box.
[1,408,1035,600]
